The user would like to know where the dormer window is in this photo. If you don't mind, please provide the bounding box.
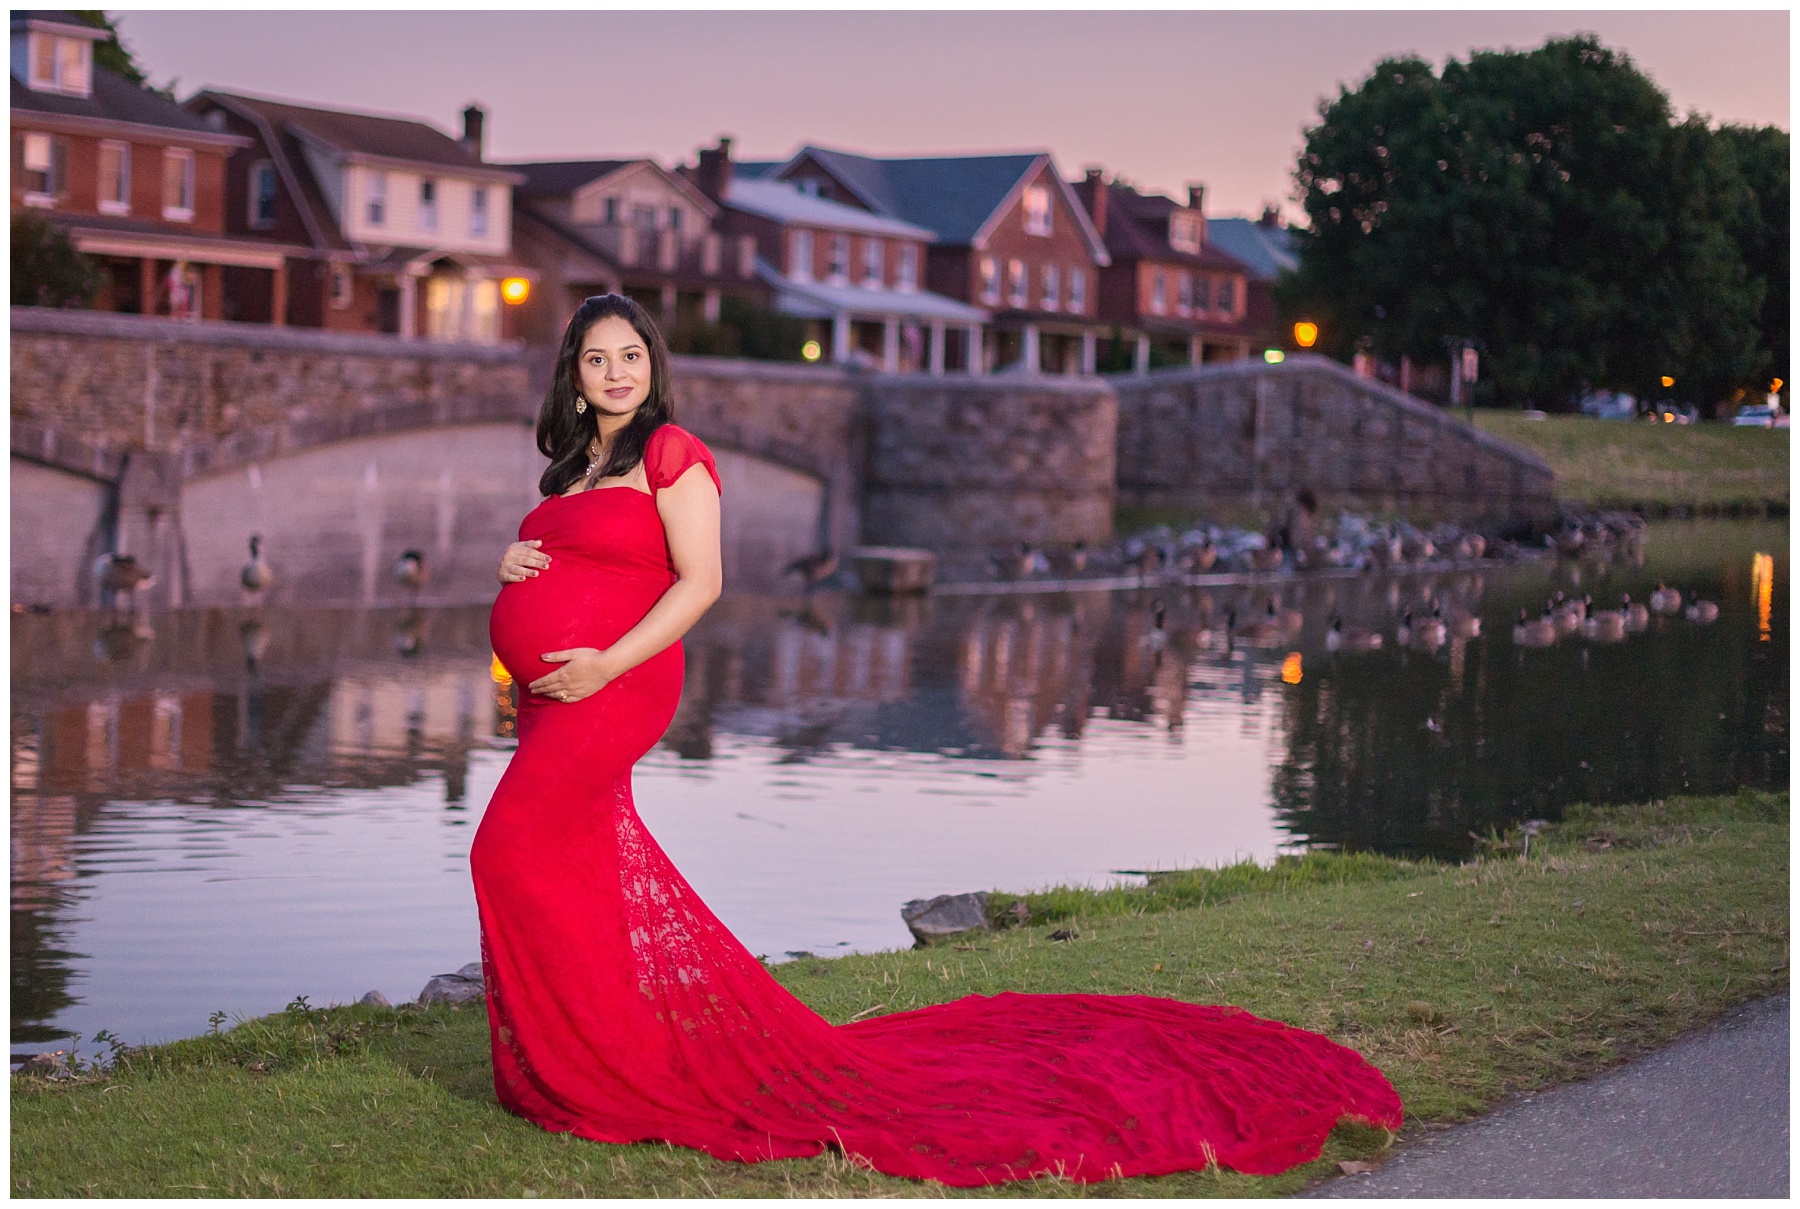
[1022,185,1052,237]
[26,30,92,97]
[419,179,438,233]
[366,171,387,226]
[1170,212,1201,254]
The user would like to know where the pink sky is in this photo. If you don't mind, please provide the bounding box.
[118,9,1788,221]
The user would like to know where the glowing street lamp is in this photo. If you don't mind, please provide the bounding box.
[1263,348,1286,364]
[1292,321,1319,349]
[1659,375,1674,389]
[501,277,531,305]
[801,340,823,362]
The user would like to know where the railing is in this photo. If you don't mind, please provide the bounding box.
[569,224,756,280]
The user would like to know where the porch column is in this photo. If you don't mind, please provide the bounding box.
[702,288,721,324]
[1080,328,1097,375]
[967,325,985,375]
[1134,333,1151,375]
[1190,334,1204,366]
[660,283,677,328]
[831,311,851,363]
[399,271,418,340]
[881,316,900,372]
[200,264,223,321]
[138,257,158,316]
[1235,338,1251,361]
[928,321,946,376]
[1021,323,1040,375]
[271,260,289,327]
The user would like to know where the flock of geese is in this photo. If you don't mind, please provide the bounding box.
[1509,584,1717,648]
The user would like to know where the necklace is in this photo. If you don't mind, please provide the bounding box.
[584,438,604,479]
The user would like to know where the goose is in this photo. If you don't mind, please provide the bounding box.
[1453,533,1487,561]
[1683,596,1719,624]
[1055,540,1089,575]
[1181,539,1218,575]
[1649,582,1682,615]
[1229,606,1283,648]
[1325,615,1383,653]
[784,549,839,591]
[95,553,155,609]
[239,617,270,672]
[1582,601,1628,642]
[393,549,428,593]
[1248,544,1285,572]
[1549,592,1585,636]
[1621,594,1650,631]
[1447,607,1482,640]
[1408,602,1449,649]
[241,535,274,595]
[1512,607,1558,647]
[1144,599,1168,654]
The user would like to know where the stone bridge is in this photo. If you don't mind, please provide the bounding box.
[10,308,1551,609]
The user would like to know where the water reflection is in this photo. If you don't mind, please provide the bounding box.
[10,520,1786,1058]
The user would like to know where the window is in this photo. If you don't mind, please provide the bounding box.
[667,206,682,233]
[1150,268,1166,314]
[1069,267,1086,313]
[1217,277,1236,314]
[862,237,883,287]
[788,229,813,280]
[366,171,387,226]
[631,203,656,228]
[1193,276,1211,313]
[798,178,821,198]
[1170,213,1201,254]
[829,233,850,281]
[99,141,131,214]
[419,179,438,232]
[1022,184,1052,236]
[20,132,61,205]
[1176,272,1192,315]
[978,255,1000,304]
[1041,264,1060,311]
[249,160,276,228]
[162,148,195,220]
[898,244,918,291]
[470,186,489,237]
[602,196,618,224]
[1007,258,1028,307]
[330,265,355,309]
[27,32,91,96]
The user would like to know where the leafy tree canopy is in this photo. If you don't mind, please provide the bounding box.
[13,213,101,309]
[1279,35,1784,412]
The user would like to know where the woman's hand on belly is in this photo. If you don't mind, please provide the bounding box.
[498,539,550,585]
[527,646,620,703]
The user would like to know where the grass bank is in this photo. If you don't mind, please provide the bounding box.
[13,791,1787,1198]
[1473,411,1789,514]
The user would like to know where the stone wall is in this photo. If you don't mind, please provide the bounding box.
[1112,356,1555,524]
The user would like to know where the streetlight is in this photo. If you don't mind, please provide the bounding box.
[501,277,531,305]
[801,340,822,362]
[1660,375,1674,389]
[1263,348,1286,364]
[1292,321,1319,349]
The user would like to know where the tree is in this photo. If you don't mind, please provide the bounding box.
[1280,36,1770,411]
[71,11,174,97]
[12,213,101,308]
[1713,124,1789,396]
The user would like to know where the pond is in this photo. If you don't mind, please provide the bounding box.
[11,519,1785,1062]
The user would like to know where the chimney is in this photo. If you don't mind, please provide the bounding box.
[1186,183,1206,213]
[1259,204,1281,229]
[459,104,486,159]
[1083,167,1107,237]
[696,136,734,203]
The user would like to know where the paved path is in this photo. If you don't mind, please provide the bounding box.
[1306,993,1789,1198]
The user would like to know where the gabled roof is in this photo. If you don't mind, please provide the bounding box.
[776,146,1109,262]
[1098,184,1248,272]
[13,66,240,141]
[508,159,638,199]
[725,178,935,240]
[196,89,519,181]
[1205,218,1300,280]
[11,10,106,35]
[731,160,781,181]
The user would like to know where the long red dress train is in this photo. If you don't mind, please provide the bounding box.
[474,424,1401,1186]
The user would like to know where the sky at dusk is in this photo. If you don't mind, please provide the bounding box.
[116,9,1789,221]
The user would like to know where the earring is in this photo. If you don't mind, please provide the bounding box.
[575,393,587,415]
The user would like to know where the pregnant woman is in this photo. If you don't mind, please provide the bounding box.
[474,294,1401,1186]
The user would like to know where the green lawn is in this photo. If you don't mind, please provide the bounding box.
[12,791,1787,1198]
[1474,411,1790,513]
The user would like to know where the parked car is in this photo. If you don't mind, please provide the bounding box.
[1733,404,1781,428]
[1578,390,1639,420]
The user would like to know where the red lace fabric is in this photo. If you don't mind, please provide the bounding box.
[476,424,1401,1185]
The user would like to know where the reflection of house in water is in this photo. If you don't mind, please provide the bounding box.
[956,599,1101,756]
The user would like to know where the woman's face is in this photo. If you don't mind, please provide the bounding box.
[574,315,653,419]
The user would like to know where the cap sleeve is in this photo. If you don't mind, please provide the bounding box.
[644,424,722,497]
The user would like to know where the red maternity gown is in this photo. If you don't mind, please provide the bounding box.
[474,423,1401,1186]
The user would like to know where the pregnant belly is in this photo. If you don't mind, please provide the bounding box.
[489,565,671,684]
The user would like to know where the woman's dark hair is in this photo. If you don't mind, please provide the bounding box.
[536,294,675,497]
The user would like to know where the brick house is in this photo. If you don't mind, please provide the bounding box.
[1071,171,1256,372]
[185,89,531,342]
[502,154,759,347]
[10,10,302,322]
[1205,207,1297,358]
[757,146,1111,374]
[688,139,987,372]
